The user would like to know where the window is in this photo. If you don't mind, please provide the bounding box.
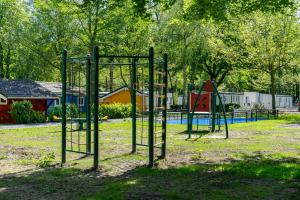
[55,99,61,106]
[79,97,85,107]
[0,96,7,105]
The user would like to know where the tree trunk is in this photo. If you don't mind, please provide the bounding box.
[5,48,10,79]
[168,71,176,105]
[0,43,4,79]
[109,64,113,92]
[270,71,276,113]
[182,63,187,107]
[182,35,188,108]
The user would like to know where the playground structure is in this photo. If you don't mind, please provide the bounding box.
[61,46,168,169]
[187,80,229,139]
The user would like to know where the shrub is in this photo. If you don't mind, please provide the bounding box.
[99,103,131,119]
[67,104,79,118]
[10,101,33,124]
[31,111,46,123]
[10,101,46,124]
[216,103,240,112]
[278,113,300,122]
[48,105,62,120]
[48,104,79,121]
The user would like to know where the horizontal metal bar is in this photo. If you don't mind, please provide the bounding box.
[136,143,162,149]
[67,57,89,61]
[99,54,149,59]
[65,149,94,155]
[154,143,163,147]
[98,62,150,66]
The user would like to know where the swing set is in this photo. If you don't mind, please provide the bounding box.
[61,46,168,169]
[187,80,229,138]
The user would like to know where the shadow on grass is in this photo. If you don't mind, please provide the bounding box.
[1,154,300,200]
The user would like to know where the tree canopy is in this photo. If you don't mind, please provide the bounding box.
[0,0,299,109]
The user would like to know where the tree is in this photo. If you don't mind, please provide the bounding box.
[238,11,300,110]
[0,0,28,79]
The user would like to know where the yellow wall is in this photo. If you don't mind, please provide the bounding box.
[101,90,146,111]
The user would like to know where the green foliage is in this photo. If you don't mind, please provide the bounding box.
[216,103,240,112]
[37,152,55,168]
[31,111,46,123]
[48,104,79,121]
[278,113,300,123]
[47,105,62,120]
[10,101,46,124]
[66,104,79,118]
[10,101,33,124]
[99,103,132,119]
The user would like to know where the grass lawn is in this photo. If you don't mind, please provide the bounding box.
[0,119,300,199]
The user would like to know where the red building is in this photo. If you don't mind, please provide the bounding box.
[0,80,58,123]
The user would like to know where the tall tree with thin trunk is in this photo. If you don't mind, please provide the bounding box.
[238,11,300,111]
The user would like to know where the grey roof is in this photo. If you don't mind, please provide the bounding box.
[37,81,86,96]
[37,82,62,93]
[0,80,58,99]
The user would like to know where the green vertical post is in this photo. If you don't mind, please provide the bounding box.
[131,59,137,153]
[148,47,154,167]
[61,49,67,164]
[93,46,99,169]
[256,110,258,121]
[211,85,216,132]
[161,53,168,158]
[187,84,192,137]
[212,82,229,139]
[86,55,91,153]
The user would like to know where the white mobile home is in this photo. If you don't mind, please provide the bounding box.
[181,91,293,109]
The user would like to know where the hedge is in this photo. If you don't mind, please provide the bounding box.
[99,103,131,119]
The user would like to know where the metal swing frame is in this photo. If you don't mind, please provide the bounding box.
[187,81,229,139]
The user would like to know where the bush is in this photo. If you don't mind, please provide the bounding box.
[278,113,300,122]
[67,104,79,118]
[216,103,240,112]
[31,111,46,123]
[48,104,79,121]
[48,105,62,120]
[10,101,34,124]
[99,103,131,119]
[10,101,46,124]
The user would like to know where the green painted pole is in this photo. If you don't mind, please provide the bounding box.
[161,53,168,158]
[61,49,67,164]
[187,83,192,137]
[148,47,154,167]
[86,55,91,153]
[211,84,216,132]
[212,82,229,139]
[93,46,99,169]
[131,59,137,153]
